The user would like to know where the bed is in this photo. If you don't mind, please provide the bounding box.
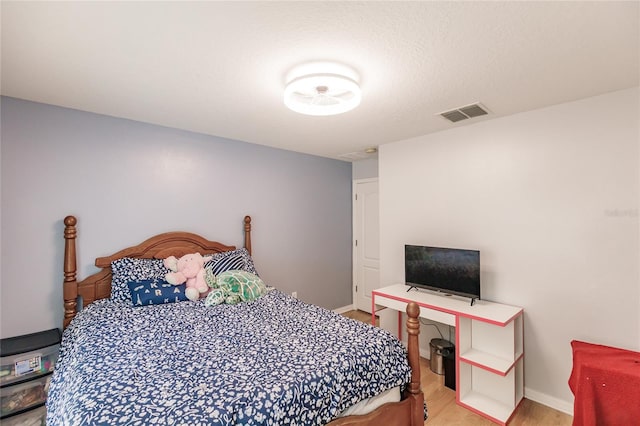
[48,215,425,425]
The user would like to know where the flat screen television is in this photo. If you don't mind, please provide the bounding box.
[405,245,480,305]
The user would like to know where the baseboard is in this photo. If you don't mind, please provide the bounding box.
[524,387,574,416]
[333,304,355,314]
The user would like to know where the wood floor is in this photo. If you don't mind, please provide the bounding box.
[341,310,573,426]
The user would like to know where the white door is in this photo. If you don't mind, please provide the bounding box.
[353,179,379,313]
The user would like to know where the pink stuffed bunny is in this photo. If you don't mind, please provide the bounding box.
[164,253,213,301]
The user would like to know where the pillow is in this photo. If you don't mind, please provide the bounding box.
[204,270,266,306]
[110,258,170,303]
[128,278,189,306]
[204,248,259,276]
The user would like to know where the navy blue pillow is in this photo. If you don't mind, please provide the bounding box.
[111,258,170,303]
[127,278,188,306]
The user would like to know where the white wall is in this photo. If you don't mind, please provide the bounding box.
[0,97,353,338]
[379,87,639,412]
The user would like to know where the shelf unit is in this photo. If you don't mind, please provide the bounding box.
[372,284,524,425]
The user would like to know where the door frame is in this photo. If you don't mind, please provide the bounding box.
[352,177,379,312]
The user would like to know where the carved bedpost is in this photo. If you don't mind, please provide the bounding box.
[406,302,421,394]
[406,302,424,426]
[63,216,78,329]
[244,215,252,255]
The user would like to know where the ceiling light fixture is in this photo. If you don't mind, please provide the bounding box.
[284,62,361,116]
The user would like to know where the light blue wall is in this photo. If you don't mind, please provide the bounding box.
[0,97,352,338]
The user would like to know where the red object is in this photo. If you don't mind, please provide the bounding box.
[569,340,640,426]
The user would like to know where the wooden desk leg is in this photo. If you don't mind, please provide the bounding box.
[371,294,377,326]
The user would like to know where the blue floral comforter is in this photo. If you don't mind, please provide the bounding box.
[47,290,411,425]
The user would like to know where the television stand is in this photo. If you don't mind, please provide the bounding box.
[373,284,524,425]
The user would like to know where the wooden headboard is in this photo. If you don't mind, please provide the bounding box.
[63,215,252,328]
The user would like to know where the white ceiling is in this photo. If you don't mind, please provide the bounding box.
[2,1,638,161]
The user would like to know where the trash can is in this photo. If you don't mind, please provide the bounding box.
[429,338,454,375]
[443,346,456,390]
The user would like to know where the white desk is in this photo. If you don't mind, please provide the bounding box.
[372,284,524,425]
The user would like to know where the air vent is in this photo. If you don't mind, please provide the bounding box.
[438,103,489,123]
[441,110,468,123]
